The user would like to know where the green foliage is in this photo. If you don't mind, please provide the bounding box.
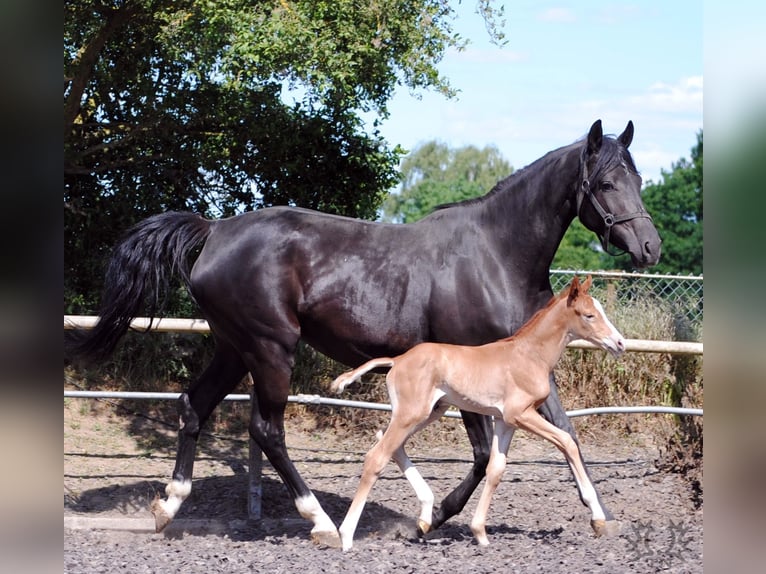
[552,219,605,270]
[610,132,703,274]
[556,132,704,273]
[380,141,512,222]
[64,1,505,314]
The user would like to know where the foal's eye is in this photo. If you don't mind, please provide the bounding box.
[584,313,595,320]
[601,181,615,191]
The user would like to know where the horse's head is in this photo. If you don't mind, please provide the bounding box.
[565,275,625,358]
[576,120,662,268]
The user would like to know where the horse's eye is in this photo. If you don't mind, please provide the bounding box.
[601,181,614,191]
[584,313,595,320]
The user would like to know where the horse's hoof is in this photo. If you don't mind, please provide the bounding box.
[149,496,173,533]
[311,529,342,549]
[591,518,621,537]
[470,525,490,546]
[416,519,431,537]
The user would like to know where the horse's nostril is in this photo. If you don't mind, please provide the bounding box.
[644,241,652,254]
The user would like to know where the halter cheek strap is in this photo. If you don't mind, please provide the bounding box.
[576,151,653,255]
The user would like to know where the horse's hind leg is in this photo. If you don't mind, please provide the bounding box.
[338,416,420,551]
[242,338,339,546]
[537,374,619,535]
[429,410,493,530]
[151,341,247,532]
[387,402,450,535]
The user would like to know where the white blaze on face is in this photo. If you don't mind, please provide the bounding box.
[591,297,625,354]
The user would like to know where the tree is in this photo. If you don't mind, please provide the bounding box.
[552,219,605,270]
[554,133,704,274]
[380,141,512,223]
[64,1,506,312]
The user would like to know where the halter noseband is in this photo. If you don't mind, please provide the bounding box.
[576,149,653,256]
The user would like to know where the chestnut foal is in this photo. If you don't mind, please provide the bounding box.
[330,275,625,550]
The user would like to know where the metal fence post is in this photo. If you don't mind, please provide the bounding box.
[248,438,263,520]
[248,383,262,520]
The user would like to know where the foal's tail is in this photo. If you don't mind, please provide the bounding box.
[330,358,395,394]
[66,212,212,361]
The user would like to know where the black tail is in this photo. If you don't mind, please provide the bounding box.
[66,212,211,360]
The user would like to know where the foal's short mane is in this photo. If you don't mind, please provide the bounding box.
[498,286,571,343]
[430,133,637,214]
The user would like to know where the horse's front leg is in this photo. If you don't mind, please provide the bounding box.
[429,410,493,530]
[245,341,340,546]
[469,421,515,545]
[517,406,612,536]
[537,373,620,536]
[151,344,247,532]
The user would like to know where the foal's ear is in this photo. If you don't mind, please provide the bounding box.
[587,119,603,156]
[567,275,581,306]
[582,274,593,292]
[618,120,634,148]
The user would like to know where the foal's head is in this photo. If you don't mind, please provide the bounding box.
[563,275,625,357]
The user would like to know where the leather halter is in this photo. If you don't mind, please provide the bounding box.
[576,149,653,255]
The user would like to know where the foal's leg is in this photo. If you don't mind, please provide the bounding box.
[516,407,609,534]
[430,410,493,530]
[151,341,247,532]
[387,403,450,535]
[338,415,422,551]
[469,421,515,546]
[243,339,338,545]
[537,374,618,535]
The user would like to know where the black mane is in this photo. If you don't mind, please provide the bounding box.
[430,133,637,214]
[586,132,639,183]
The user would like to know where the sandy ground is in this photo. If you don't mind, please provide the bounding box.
[64,399,702,573]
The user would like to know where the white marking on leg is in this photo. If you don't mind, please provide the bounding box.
[157,479,192,519]
[558,432,607,523]
[579,480,606,522]
[295,493,337,535]
[391,447,434,530]
[566,452,606,522]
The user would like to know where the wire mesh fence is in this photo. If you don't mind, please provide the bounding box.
[550,270,703,342]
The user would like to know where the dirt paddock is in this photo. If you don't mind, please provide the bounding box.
[64,400,702,573]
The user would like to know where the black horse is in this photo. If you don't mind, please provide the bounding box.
[68,120,660,545]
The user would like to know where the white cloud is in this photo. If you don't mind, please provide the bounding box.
[629,76,703,113]
[631,147,678,183]
[537,8,576,23]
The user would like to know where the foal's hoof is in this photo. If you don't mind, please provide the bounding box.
[149,495,173,533]
[591,519,621,537]
[311,529,342,549]
[416,519,431,537]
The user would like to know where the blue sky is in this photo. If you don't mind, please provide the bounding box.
[368,1,702,185]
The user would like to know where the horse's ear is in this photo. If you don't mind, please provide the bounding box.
[618,121,634,149]
[567,275,581,306]
[587,120,603,156]
[582,274,593,291]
